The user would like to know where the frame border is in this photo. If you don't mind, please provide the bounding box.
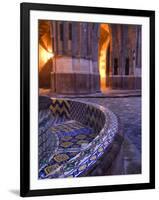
[20,2,155,197]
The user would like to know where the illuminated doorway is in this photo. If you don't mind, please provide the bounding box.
[99,24,111,92]
[38,20,54,88]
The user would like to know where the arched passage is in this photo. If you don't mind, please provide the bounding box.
[99,24,112,92]
[38,20,54,88]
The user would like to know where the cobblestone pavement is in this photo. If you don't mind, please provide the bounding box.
[40,88,141,98]
[76,97,141,175]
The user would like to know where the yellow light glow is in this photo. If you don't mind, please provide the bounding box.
[99,50,106,78]
[40,45,54,63]
[39,44,54,71]
[99,24,111,92]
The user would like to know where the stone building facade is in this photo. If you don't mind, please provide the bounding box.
[107,24,142,90]
[39,20,141,94]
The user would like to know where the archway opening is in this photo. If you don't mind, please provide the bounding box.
[99,24,111,92]
[38,20,54,89]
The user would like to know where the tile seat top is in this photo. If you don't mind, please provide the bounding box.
[39,120,96,178]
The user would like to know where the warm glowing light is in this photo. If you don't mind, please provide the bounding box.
[40,45,54,63]
[99,24,111,92]
[39,45,54,71]
[99,50,107,78]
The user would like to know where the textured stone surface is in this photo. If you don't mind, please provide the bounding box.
[51,73,100,94]
[107,76,141,89]
[39,21,142,92]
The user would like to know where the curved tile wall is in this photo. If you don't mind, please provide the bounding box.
[38,96,118,179]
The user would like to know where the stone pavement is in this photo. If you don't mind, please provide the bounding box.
[39,89,141,98]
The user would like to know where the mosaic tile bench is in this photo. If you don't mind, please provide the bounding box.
[38,96,118,179]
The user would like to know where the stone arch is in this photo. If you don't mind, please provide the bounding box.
[38,20,54,89]
[99,24,112,92]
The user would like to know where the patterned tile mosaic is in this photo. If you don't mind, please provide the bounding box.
[38,97,118,179]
